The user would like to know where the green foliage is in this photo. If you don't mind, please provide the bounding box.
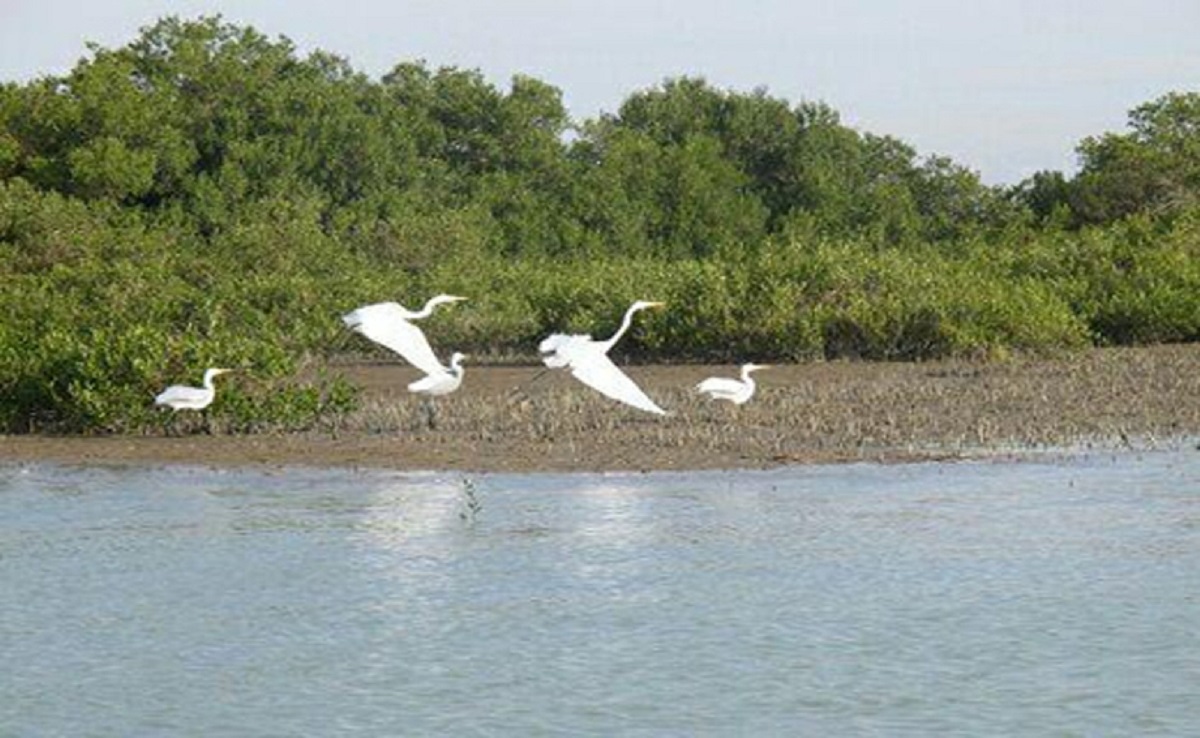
[0,16,1197,433]
[394,239,1092,364]
[0,179,363,433]
[1014,92,1200,226]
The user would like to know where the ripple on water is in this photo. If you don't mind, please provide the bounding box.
[1,451,1199,735]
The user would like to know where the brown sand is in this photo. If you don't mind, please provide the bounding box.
[2,345,1198,472]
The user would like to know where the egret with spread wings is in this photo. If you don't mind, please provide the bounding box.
[696,363,770,405]
[342,294,466,375]
[539,300,667,415]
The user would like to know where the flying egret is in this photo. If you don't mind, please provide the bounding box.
[154,368,232,411]
[539,300,667,415]
[407,352,467,396]
[696,363,770,405]
[342,294,466,375]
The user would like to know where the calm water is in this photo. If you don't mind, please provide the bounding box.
[2,451,1199,736]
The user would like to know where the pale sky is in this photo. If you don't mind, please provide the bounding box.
[1,0,1197,184]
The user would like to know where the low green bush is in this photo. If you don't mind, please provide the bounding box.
[2,185,1195,433]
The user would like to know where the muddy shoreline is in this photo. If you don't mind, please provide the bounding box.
[3,345,1198,472]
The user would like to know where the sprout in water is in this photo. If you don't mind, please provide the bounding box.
[459,476,482,525]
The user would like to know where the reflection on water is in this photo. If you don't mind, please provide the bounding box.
[2,452,1199,735]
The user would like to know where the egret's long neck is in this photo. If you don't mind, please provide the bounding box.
[449,355,463,376]
[600,304,642,352]
[202,370,217,390]
[408,298,440,320]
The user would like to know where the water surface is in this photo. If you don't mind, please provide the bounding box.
[2,451,1198,735]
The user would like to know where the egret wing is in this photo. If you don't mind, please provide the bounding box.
[344,303,445,376]
[538,332,592,369]
[571,353,666,415]
[154,385,210,409]
[408,371,443,393]
[696,377,742,395]
[406,370,459,395]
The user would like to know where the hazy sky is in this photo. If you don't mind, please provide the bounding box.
[1,0,1196,183]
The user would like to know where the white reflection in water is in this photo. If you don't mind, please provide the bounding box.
[570,479,655,546]
[355,477,463,551]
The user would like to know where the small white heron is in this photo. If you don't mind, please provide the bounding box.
[342,294,466,375]
[408,352,467,430]
[539,300,667,415]
[696,363,770,405]
[154,368,232,411]
[407,352,467,396]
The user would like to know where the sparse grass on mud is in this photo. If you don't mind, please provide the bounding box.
[6,344,1191,472]
[336,344,1200,468]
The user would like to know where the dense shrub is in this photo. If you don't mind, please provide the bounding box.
[1,16,1196,433]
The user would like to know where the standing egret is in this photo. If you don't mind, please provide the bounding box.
[408,352,466,430]
[407,352,467,396]
[539,300,667,415]
[696,363,770,405]
[342,295,466,375]
[154,368,232,411]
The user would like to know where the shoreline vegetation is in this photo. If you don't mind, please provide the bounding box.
[3,345,1197,472]
[2,16,1198,447]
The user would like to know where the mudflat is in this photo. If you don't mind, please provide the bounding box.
[3,345,1198,472]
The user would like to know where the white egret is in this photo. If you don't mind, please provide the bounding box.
[539,300,667,415]
[154,368,232,411]
[342,294,466,375]
[696,363,770,405]
[407,352,467,396]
